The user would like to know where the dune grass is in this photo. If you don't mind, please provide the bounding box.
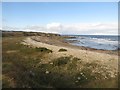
[35,47,53,53]
[58,48,67,52]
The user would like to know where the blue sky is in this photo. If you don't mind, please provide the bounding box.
[2,0,120,2]
[2,2,118,35]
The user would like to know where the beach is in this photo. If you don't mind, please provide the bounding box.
[2,32,119,88]
[2,2,118,88]
[22,36,118,77]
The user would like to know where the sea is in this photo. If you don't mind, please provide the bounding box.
[65,35,119,50]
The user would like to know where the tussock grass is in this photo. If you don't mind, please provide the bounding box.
[53,57,70,66]
[66,57,81,71]
[35,47,53,53]
[58,48,67,52]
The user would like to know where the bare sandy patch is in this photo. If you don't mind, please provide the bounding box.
[6,50,18,54]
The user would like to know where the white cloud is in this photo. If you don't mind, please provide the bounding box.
[2,22,118,35]
[46,22,61,29]
[46,22,62,33]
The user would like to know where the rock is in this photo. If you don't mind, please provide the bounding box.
[29,71,35,77]
[77,77,81,80]
[75,80,79,83]
[45,71,49,74]
[50,62,53,65]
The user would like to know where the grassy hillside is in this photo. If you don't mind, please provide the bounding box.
[2,31,61,37]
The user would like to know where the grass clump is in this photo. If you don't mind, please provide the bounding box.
[67,57,80,71]
[58,48,67,52]
[53,57,71,66]
[35,47,52,53]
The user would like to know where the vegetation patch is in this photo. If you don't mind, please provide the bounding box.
[35,47,53,53]
[53,57,71,66]
[67,57,81,71]
[58,48,67,52]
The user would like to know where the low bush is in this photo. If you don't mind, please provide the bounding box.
[58,48,67,52]
[53,57,71,66]
[35,47,53,53]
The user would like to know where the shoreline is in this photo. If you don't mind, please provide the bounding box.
[22,36,118,70]
[30,36,119,56]
[63,35,119,54]
[2,30,119,55]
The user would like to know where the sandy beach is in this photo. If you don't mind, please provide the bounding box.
[22,36,118,78]
[2,2,119,88]
[2,32,119,88]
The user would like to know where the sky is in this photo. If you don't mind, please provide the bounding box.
[2,0,120,2]
[2,2,118,35]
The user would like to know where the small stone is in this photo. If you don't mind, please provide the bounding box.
[50,62,53,65]
[45,71,49,74]
[29,71,35,77]
[80,73,83,75]
[77,77,81,80]
[75,80,79,83]
[28,86,31,88]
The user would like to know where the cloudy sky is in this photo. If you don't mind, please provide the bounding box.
[2,2,118,35]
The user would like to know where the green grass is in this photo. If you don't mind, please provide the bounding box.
[53,57,70,66]
[67,57,80,71]
[58,48,67,52]
[2,37,52,88]
[2,36,118,88]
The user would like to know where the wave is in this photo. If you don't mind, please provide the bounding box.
[67,35,118,50]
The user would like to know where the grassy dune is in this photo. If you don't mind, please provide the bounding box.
[2,36,118,88]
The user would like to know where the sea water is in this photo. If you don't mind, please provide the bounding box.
[66,35,119,50]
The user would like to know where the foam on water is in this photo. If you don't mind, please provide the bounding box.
[66,35,118,50]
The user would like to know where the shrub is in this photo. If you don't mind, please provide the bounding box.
[35,47,53,53]
[53,57,71,66]
[67,57,81,71]
[58,48,67,52]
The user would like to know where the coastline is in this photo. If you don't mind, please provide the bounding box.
[25,35,119,55]
[2,32,118,88]
[22,36,118,70]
